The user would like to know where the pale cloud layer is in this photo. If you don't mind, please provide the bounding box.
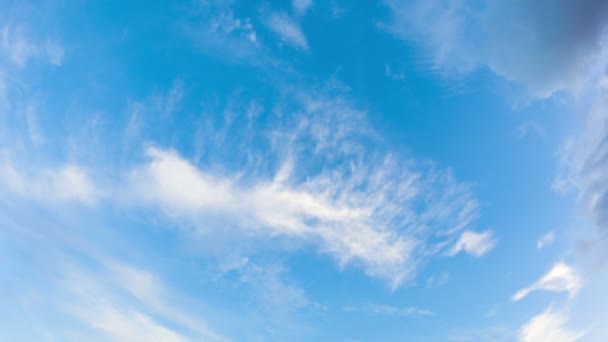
[512,263,582,301]
[519,308,582,342]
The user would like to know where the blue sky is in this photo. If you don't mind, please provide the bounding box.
[1,0,608,341]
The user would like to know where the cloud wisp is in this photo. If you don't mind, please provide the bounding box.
[448,230,496,257]
[265,13,308,50]
[512,263,582,302]
[344,303,435,317]
[0,159,97,204]
[537,231,556,250]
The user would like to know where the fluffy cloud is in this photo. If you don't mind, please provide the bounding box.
[383,0,608,97]
[519,308,582,342]
[512,263,581,301]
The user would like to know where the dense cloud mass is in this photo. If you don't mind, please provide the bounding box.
[385,0,608,97]
[558,84,608,238]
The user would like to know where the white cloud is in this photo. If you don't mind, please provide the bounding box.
[448,230,496,257]
[383,0,608,98]
[0,159,97,204]
[130,147,418,287]
[293,0,313,15]
[128,144,481,288]
[537,231,556,250]
[125,90,481,288]
[512,263,582,301]
[344,303,435,317]
[519,308,583,342]
[266,13,308,50]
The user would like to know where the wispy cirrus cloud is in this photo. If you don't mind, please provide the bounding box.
[1,23,63,67]
[122,87,485,288]
[65,260,228,342]
[185,1,264,65]
[448,230,496,257]
[265,13,308,50]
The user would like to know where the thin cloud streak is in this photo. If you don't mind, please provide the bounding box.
[512,263,582,302]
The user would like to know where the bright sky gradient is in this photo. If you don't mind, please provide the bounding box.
[1,1,608,341]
